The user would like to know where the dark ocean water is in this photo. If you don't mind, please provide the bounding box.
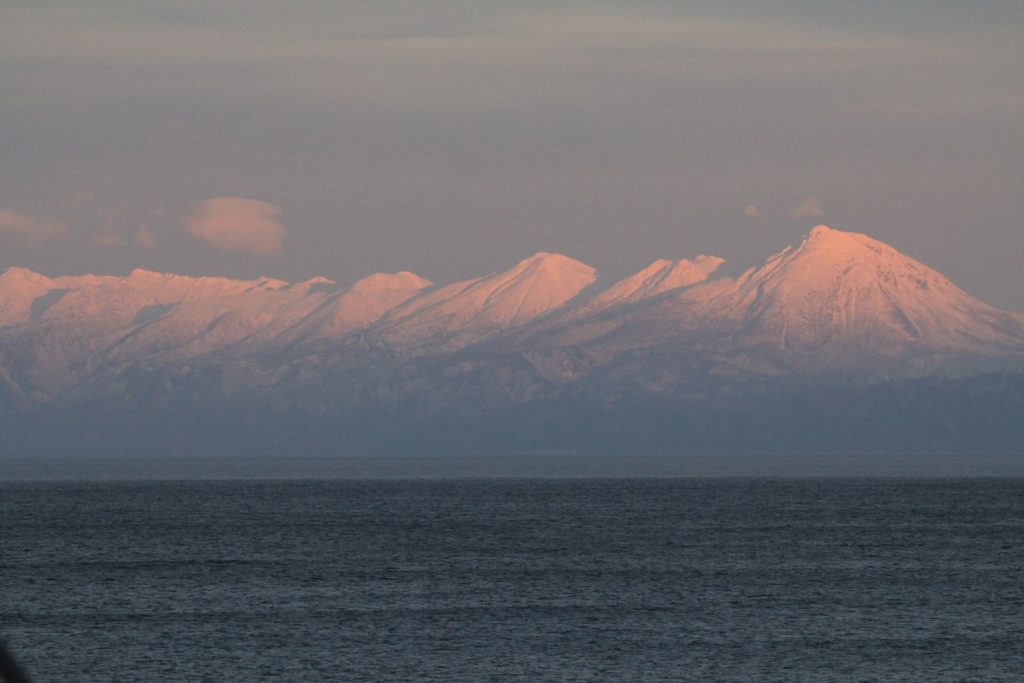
[2,478,1023,681]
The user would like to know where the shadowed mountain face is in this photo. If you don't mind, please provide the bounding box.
[1,226,1023,455]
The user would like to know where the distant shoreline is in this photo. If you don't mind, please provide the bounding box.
[3,453,1024,481]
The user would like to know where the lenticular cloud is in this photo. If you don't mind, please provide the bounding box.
[184,196,284,255]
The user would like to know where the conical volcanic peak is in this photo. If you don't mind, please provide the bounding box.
[730,225,1024,356]
[738,224,954,299]
[797,225,916,262]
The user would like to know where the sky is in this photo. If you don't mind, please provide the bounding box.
[1,1,1022,309]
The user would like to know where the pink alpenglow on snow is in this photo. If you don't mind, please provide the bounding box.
[371,252,598,350]
[0,226,1021,393]
[585,255,725,311]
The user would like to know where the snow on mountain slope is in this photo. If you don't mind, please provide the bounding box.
[0,267,56,325]
[725,226,1024,357]
[509,254,725,348]
[0,268,323,394]
[52,269,280,304]
[102,276,338,362]
[586,255,725,312]
[365,252,597,352]
[284,271,433,343]
[524,226,1024,380]
[117,269,433,360]
[122,269,286,303]
[0,263,435,398]
[0,267,290,328]
[0,280,156,394]
[1,226,1023,404]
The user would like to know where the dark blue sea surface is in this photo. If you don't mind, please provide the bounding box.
[2,478,1023,681]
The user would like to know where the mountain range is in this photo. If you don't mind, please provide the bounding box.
[2,225,1023,456]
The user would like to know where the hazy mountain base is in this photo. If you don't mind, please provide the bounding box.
[3,372,1021,458]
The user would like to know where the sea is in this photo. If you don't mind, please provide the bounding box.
[2,476,1023,681]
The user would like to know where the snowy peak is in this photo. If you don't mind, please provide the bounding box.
[808,223,853,240]
[518,254,727,346]
[33,269,287,306]
[1,225,1022,397]
[588,254,725,311]
[372,252,597,349]
[485,252,598,305]
[0,266,52,286]
[731,225,1023,355]
[348,271,431,296]
[121,269,287,303]
[488,252,599,323]
[290,276,337,292]
[0,267,57,325]
[511,251,593,274]
[800,224,905,260]
[300,271,433,339]
[740,225,953,298]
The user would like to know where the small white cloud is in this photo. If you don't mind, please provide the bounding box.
[0,209,71,246]
[791,196,825,219]
[184,196,284,255]
[744,205,760,218]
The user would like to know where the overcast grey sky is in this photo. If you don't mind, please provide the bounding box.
[1,1,1022,308]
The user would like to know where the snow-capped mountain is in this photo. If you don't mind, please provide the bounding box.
[575,255,725,313]
[359,251,597,353]
[0,225,1022,454]
[518,226,1024,381]
[287,271,433,343]
[0,267,58,325]
[727,226,1023,356]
